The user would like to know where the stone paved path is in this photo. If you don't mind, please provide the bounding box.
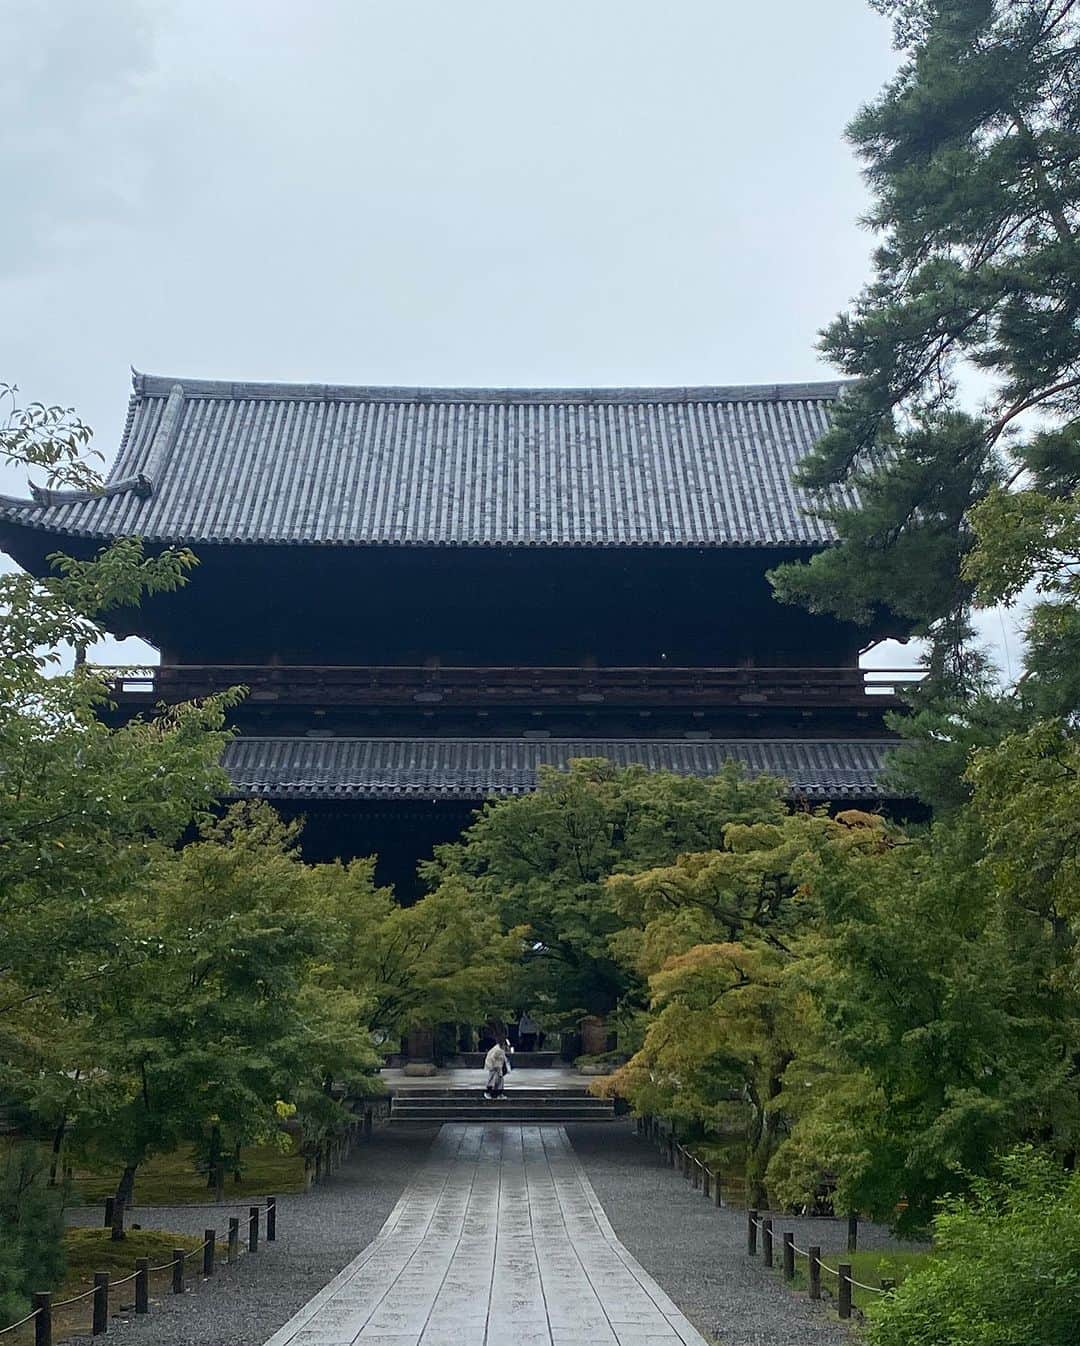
[262,1124,710,1346]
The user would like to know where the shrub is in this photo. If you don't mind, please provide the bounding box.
[867,1148,1080,1346]
[0,1145,67,1326]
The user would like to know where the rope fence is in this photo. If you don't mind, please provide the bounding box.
[0,1199,277,1345]
[633,1113,898,1322]
[0,1105,385,1343]
[744,1207,894,1319]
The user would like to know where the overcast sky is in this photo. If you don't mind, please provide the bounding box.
[0,0,1025,672]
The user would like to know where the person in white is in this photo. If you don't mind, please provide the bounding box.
[484,1041,507,1099]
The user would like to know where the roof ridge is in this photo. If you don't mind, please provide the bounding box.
[131,371,848,406]
[227,735,900,746]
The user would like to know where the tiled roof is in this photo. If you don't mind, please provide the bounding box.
[0,372,854,548]
[220,737,898,801]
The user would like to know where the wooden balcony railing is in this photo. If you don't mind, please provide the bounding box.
[93,664,921,709]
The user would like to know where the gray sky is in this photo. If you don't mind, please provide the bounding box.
[0,0,1025,671]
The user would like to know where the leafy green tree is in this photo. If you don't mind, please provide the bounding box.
[0,545,237,1171]
[606,941,797,1205]
[0,384,250,1299]
[867,1147,1080,1346]
[305,860,522,1055]
[426,760,786,1023]
[603,811,884,1200]
[769,798,1078,1232]
[72,804,379,1233]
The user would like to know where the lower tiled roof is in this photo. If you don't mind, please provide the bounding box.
[221,737,898,801]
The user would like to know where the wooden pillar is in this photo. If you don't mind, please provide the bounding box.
[134,1261,149,1314]
[838,1264,852,1319]
[92,1273,108,1335]
[405,1025,435,1061]
[580,1015,608,1055]
[33,1292,51,1346]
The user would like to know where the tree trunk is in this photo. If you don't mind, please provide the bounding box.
[206,1125,226,1200]
[48,1117,67,1187]
[111,1164,137,1241]
[232,1141,242,1184]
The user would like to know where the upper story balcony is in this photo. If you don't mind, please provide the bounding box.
[94,663,920,712]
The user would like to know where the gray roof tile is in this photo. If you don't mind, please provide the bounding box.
[220,736,898,801]
[0,373,855,547]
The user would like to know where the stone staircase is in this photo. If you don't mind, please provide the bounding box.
[389,1084,614,1124]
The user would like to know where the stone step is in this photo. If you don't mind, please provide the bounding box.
[390,1105,614,1122]
[390,1091,615,1123]
[391,1098,611,1110]
[393,1087,595,1099]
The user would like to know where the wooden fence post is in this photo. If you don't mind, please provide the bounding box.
[762,1217,773,1269]
[782,1233,795,1280]
[92,1272,109,1335]
[171,1250,185,1295]
[248,1205,260,1253]
[702,1167,711,1200]
[808,1247,821,1300]
[838,1264,852,1319]
[266,1195,277,1242]
[747,1209,758,1256]
[203,1229,215,1277]
[33,1292,52,1346]
[135,1260,149,1314]
[713,1170,723,1207]
[881,1277,896,1293]
[227,1217,239,1264]
[847,1213,859,1253]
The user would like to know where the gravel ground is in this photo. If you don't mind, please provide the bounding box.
[59,1120,911,1346]
[63,1124,438,1346]
[567,1121,909,1346]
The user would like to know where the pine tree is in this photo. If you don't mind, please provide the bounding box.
[771,0,1080,715]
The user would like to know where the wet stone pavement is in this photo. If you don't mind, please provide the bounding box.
[262,1123,709,1346]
